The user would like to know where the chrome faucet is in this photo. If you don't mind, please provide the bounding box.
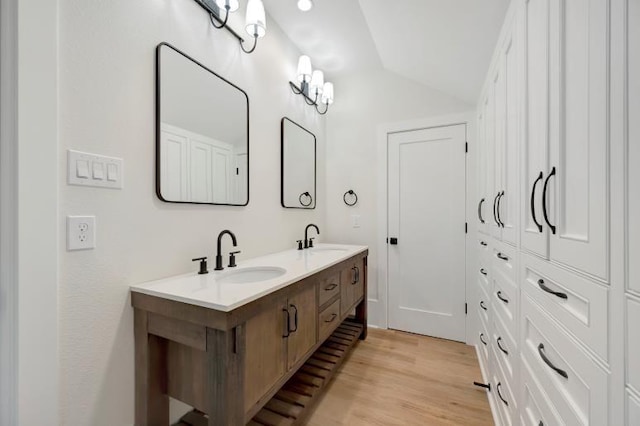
[215,229,238,271]
[304,224,320,249]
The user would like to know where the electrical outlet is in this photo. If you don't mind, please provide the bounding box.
[67,216,96,251]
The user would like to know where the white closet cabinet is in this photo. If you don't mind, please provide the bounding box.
[477,111,489,234]
[520,0,550,259]
[546,0,609,282]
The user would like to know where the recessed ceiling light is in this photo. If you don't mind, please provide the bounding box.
[297,0,313,12]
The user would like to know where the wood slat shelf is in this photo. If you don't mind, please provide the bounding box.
[176,319,364,426]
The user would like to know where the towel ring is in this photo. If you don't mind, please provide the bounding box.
[343,190,358,206]
[299,192,313,207]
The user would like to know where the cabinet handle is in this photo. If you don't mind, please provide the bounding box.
[497,252,509,261]
[479,333,487,346]
[289,304,298,333]
[325,313,337,323]
[496,382,509,406]
[497,337,509,355]
[537,279,568,300]
[531,171,544,232]
[480,301,488,311]
[496,191,505,227]
[478,198,486,223]
[282,308,290,338]
[351,266,360,285]
[492,193,500,225]
[480,241,488,247]
[538,343,568,379]
[480,268,487,276]
[542,167,557,234]
[496,291,509,304]
[324,283,338,291]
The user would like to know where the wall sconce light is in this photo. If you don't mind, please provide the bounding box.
[297,0,313,12]
[289,55,334,115]
[203,0,267,54]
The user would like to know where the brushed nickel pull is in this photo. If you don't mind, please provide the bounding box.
[324,283,338,291]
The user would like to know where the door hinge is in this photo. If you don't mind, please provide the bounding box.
[465,303,468,315]
[465,222,468,234]
[465,142,468,153]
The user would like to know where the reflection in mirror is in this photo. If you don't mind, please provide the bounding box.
[156,43,249,205]
[281,118,316,209]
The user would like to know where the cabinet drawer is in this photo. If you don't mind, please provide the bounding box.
[491,351,516,426]
[627,297,640,392]
[521,253,609,362]
[478,288,491,326]
[492,273,517,340]
[478,234,491,262]
[520,358,564,426]
[492,312,517,385]
[628,392,640,426]
[521,294,608,425]
[319,299,340,340]
[318,272,340,307]
[340,259,364,315]
[478,268,491,298]
[492,242,517,285]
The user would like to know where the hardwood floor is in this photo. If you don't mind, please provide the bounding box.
[304,328,493,426]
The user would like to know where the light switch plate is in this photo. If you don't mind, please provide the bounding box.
[351,214,361,228]
[68,149,123,189]
[67,216,96,250]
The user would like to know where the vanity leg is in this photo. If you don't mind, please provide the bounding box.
[356,258,368,340]
[134,309,169,425]
[206,325,246,426]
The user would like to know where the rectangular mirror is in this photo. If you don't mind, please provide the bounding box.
[156,43,249,205]
[281,117,316,209]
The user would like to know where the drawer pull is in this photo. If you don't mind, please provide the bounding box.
[324,283,338,291]
[479,333,487,346]
[480,268,487,276]
[496,191,505,227]
[497,252,509,261]
[531,171,544,232]
[537,279,568,300]
[538,343,568,379]
[493,193,500,225]
[496,291,509,304]
[478,198,486,224]
[324,313,337,323]
[496,337,509,355]
[496,382,508,406]
[480,301,488,311]
[351,266,360,285]
[480,241,488,246]
[282,308,290,338]
[289,304,298,333]
[542,167,557,234]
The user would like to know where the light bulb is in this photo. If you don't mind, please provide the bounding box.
[309,70,324,97]
[321,82,334,105]
[297,0,313,12]
[296,55,312,83]
[215,0,239,12]
[245,0,267,38]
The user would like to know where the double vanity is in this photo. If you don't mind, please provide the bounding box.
[131,243,368,425]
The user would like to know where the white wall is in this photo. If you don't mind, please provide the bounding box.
[58,1,326,424]
[324,69,471,328]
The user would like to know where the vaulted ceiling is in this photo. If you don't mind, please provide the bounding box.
[263,0,510,104]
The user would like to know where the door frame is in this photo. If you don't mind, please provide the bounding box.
[375,112,476,344]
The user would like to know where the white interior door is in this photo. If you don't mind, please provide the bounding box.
[388,124,467,341]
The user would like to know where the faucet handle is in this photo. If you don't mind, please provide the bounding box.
[297,240,303,250]
[229,250,241,268]
[192,257,209,275]
[309,237,315,248]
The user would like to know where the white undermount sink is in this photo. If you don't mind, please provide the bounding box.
[217,266,287,284]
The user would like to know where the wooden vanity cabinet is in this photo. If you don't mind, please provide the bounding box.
[131,250,367,426]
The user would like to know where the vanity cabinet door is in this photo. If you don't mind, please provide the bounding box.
[287,283,318,371]
[244,296,288,412]
[340,258,365,316]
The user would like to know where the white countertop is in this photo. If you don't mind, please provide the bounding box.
[130,244,368,312]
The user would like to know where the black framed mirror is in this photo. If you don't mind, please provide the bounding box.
[156,43,249,205]
[281,117,316,209]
